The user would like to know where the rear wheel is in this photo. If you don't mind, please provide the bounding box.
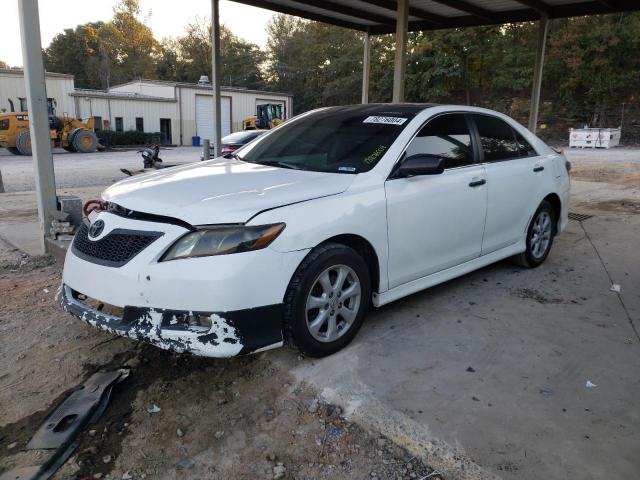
[7,147,21,155]
[512,200,556,268]
[16,131,32,155]
[72,129,98,153]
[283,243,371,357]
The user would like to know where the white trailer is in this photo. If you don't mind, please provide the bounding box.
[569,127,621,149]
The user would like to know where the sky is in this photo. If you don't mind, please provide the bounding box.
[0,0,275,67]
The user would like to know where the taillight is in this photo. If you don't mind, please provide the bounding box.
[83,199,108,217]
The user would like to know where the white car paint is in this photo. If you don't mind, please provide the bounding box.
[60,104,570,357]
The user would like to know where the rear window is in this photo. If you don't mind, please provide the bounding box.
[238,108,416,173]
[473,114,520,162]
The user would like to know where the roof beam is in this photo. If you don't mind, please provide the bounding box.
[512,0,552,16]
[595,0,615,8]
[228,0,368,30]
[291,0,394,25]
[429,0,493,21]
[358,0,446,26]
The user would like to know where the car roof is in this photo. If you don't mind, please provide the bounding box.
[323,103,439,116]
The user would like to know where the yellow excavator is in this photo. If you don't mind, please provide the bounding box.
[242,103,284,131]
[0,98,100,155]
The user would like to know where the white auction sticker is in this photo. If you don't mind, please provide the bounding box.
[363,116,408,125]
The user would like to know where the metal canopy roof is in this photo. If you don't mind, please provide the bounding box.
[231,0,640,33]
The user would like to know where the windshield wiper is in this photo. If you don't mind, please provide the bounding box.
[258,160,303,170]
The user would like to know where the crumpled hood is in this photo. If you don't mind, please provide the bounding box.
[102,158,355,225]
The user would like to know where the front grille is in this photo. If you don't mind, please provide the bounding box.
[72,223,163,267]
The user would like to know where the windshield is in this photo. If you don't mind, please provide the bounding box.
[237,107,417,173]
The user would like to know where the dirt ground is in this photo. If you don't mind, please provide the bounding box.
[0,242,440,480]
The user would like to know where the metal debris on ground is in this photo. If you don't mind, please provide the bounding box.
[610,283,621,293]
[146,404,161,414]
[585,380,598,388]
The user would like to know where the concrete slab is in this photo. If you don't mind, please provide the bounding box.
[277,206,640,480]
[0,219,40,256]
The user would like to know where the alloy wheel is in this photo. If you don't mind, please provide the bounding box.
[305,264,362,343]
[530,210,552,259]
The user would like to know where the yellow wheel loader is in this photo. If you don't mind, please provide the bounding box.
[0,100,100,156]
[242,103,284,131]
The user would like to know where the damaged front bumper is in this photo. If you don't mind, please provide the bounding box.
[57,284,284,357]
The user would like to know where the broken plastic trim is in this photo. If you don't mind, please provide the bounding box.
[0,369,131,480]
[57,284,284,357]
[27,369,129,450]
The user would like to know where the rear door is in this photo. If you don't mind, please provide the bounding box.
[470,114,542,254]
[385,113,488,288]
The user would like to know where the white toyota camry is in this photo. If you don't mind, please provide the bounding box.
[59,104,570,358]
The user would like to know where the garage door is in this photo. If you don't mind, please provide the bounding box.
[195,95,231,141]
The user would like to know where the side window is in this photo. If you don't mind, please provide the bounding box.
[515,130,538,157]
[473,114,520,162]
[405,113,473,169]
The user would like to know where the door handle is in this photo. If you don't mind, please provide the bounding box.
[468,179,486,187]
[533,165,544,172]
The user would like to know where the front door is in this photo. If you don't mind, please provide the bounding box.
[385,113,488,289]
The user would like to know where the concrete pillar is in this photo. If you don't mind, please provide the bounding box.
[210,0,222,157]
[362,31,371,104]
[18,0,57,254]
[528,14,549,134]
[392,0,409,103]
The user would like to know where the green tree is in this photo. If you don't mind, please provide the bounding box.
[545,13,640,126]
[165,19,265,88]
[0,59,8,68]
[265,15,363,111]
[44,22,115,89]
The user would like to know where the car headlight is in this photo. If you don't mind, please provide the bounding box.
[160,223,285,261]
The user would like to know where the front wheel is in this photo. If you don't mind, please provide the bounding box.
[512,200,556,268]
[16,131,32,155]
[283,243,371,357]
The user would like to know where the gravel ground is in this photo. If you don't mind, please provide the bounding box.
[0,147,201,193]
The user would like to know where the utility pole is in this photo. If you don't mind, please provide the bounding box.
[210,0,222,157]
[18,0,58,253]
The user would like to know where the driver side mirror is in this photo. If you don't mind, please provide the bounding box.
[395,154,445,178]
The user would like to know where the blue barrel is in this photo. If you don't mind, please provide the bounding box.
[192,136,201,146]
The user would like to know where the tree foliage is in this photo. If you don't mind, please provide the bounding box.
[0,59,8,69]
[41,7,640,135]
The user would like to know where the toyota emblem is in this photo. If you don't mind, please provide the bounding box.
[89,220,105,238]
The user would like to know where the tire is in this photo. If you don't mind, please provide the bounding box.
[512,200,556,268]
[16,131,32,155]
[283,243,371,357]
[7,147,21,155]
[72,129,98,153]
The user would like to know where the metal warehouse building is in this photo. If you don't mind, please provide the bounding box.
[0,68,293,145]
